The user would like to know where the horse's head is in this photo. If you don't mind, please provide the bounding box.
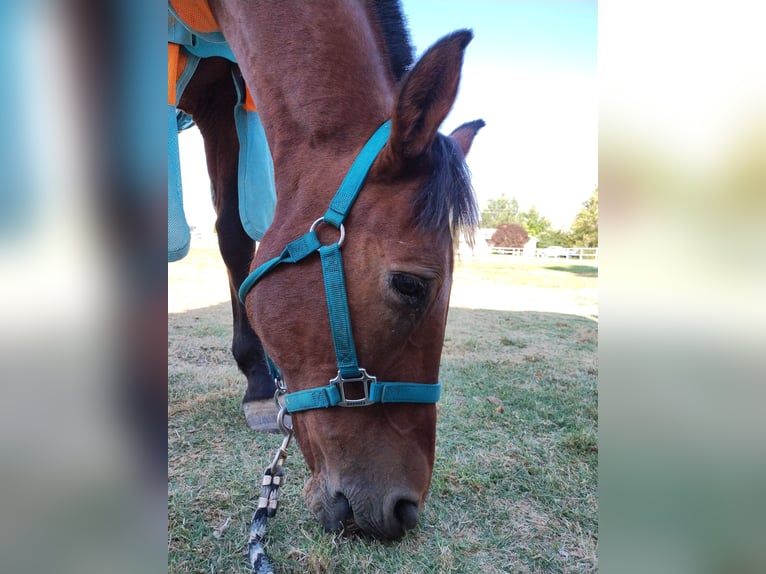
[246,30,482,539]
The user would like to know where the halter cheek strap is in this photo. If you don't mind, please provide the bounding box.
[238,120,441,413]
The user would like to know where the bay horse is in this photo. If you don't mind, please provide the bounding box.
[177,0,483,539]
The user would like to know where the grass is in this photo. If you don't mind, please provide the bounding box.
[168,243,598,573]
[453,257,598,289]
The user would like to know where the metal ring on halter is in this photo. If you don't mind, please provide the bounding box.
[309,217,345,248]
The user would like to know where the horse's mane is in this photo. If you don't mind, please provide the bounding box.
[371,0,414,81]
[373,1,479,245]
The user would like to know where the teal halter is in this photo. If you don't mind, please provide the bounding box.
[238,120,442,413]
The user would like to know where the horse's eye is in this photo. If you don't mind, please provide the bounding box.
[390,273,429,304]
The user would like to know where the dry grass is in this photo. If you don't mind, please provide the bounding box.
[168,242,598,573]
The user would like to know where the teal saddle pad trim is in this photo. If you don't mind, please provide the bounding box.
[168,104,190,262]
[168,4,227,45]
[232,74,277,242]
[168,9,276,261]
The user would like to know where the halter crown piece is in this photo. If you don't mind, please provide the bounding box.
[239,120,442,413]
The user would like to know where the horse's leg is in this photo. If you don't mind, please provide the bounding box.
[178,58,277,431]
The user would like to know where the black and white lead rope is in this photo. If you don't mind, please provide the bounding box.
[247,428,292,574]
[248,384,293,574]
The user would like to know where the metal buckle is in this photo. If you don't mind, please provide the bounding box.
[331,368,376,407]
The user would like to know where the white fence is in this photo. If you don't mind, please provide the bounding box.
[490,246,525,256]
[490,246,598,261]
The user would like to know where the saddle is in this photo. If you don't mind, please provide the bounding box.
[168,1,276,261]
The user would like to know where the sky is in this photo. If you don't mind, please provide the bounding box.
[179,0,597,231]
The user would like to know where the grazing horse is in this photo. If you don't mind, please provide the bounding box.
[179,0,483,539]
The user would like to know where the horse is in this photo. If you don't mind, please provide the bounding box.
[173,53,280,432]
[175,0,483,539]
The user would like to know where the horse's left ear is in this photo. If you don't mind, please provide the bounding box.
[449,119,485,157]
[387,29,473,162]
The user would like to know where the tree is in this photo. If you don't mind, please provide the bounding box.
[569,187,598,247]
[520,206,552,238]
[480,195,520,228]
[537,228,572,248]
[490,223,529,248]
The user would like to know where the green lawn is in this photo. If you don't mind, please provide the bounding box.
[168,246,598,573]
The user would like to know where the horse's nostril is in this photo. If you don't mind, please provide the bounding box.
[322,493,352,532]
[393,499,420,531]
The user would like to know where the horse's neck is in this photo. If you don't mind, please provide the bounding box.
[213,1,394,168]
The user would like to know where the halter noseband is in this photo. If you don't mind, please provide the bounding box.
[238,120,442,413]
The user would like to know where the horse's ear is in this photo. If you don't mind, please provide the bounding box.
[388,29,473,162]
[449,119,485,157]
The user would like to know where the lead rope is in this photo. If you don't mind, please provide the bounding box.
[247,377,293,574]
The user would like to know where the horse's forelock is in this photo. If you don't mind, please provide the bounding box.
[415,134,479,246]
